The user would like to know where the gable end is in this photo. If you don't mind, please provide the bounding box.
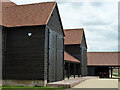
[47,4,64,36]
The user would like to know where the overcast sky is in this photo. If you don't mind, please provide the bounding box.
[11,0,119,52]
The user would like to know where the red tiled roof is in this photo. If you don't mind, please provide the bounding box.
[64,28,84,45]
[87,52,120,66]
[0,0,16,8]
[1,1,56,27]
[64,51,80,63]
[0,0,16,25]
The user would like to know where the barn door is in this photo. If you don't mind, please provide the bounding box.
[48,30,64,82]
[56,35,64,81]
[48,30,57,82]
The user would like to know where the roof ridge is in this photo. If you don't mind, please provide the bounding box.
[5,1,56,8]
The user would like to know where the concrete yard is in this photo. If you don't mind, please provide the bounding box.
[47,76,98,88]
[73,78,118,88]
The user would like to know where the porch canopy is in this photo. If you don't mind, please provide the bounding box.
[64,51,80,79]
[64,51,80,63]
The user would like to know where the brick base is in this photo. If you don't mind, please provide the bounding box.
[2,80,46,87]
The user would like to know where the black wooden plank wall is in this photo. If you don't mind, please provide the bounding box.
[81,36,87,76]
[0,26,2,80]
[80,36,87,76]
[47,4,64,82]
[48,30,56,82]
[56,34,64,81]
[4,26,45,80]
[87,66,96,76]
[65,45,81,61]
[85,50,87,75]
[80,47,84,76]
[44,28,49,82]
[47,5,63,36]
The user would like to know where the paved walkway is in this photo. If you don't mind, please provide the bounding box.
[47,76,98,88]
[73,78,118,88]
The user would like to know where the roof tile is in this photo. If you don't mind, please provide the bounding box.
[1,1,56,27]
[87,52,120,66]
[64,28,84,45]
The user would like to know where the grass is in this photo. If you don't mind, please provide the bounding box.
[112,73,120,77]
[1,86,52,88]
[0,86,67,89]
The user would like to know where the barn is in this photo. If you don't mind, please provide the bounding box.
[64,28,88,77]
[0,1,64,86]
[87,52,120,78]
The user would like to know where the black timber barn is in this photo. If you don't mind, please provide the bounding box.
[0,1,64,86]
[64,28,88,77]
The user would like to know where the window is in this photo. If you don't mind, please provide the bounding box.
[28,33,32,37]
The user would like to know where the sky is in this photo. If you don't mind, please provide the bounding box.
[11,0,119,52]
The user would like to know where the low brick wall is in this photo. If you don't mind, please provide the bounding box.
[2,80,45,87]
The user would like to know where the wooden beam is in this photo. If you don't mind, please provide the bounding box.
[68,63,70,79]
[74,63,76,78]
[78,63,80,77]
[111,67,113,78]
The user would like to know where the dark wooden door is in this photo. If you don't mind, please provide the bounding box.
[48,30,64,82]
[48,30,56,82]
[56,35,64,81]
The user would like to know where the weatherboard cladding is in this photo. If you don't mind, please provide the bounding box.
[47,4,64,36]
[46,3,64,82]
[48,29,64,82]
[87,52,119,66]
[3,26,45,80]
[0,26,2,80]
[65,45,81,61]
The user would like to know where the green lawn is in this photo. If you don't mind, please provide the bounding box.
[0,86,67,90]
[112,73,120,77]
